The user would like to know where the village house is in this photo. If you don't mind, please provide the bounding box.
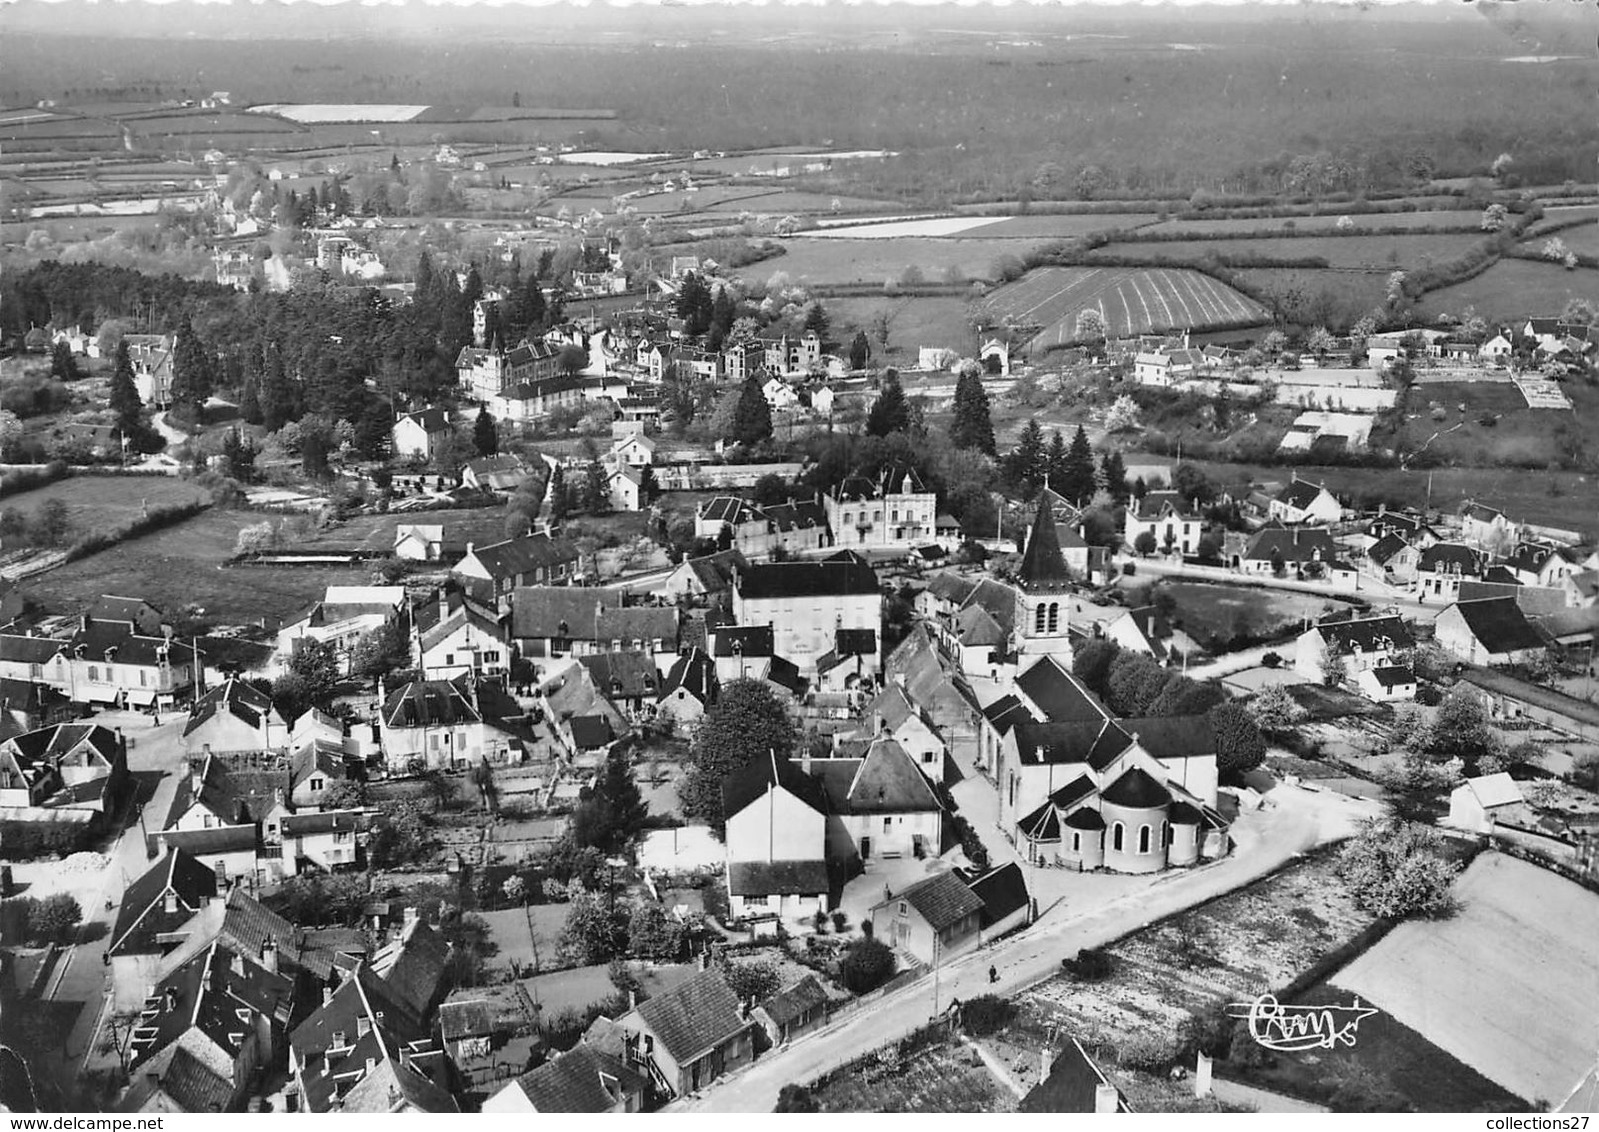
[607,464,646,512]
[1415,542,1485,602]
[412,589,512,682]
[124,333,176,408]
[276,586,405,676]
[181,677,288,756]
[1133,348,1202,387]
[660,549,749,604]
[1123,491,1203,557]
[1294,613,1415,683]
[1501,541,1588,590]
[19,619,203,711]
[1433,597,1550,667]
[609,432,657,470]
[868,869,985,967]
[577,652,661,721]
[1231,525,1352,584]
[1461,501,1520,551]
[106,848,220,1011]
[278,808,370,877]
[732,557,883,679]
[0,721,127,817]
[722,751,832,921]
[488,374,588,424]
[511,586,679,661]
[657,648,719,725]
[484,1042,646,1113]
[752,975,830,1048]
[541,663,627,757]
[1268,477,1343,525]
[1447,772,1526,834]
[0,676,77,739]
[1364,533,1421,584]
[453,531,581,608]
[807,737,944,864]
[824,469,942,552]
[1480,333,1513,362]
[392,408,453,462]
[1355,664,1418,701]
[762,376,800,413]
[843,681,948,780]
[989,655,1226,872]
[694,495,831,560]
[456,340,561,402]
[148,750,283,882]
[614,967,756,1099]
[460,453,531,494]
[392,524,451,562]
[811,386,836,417]
[1094,605,1196,663]
[90,594,168,637]
[879,624,987,774]
[379,674,531,770]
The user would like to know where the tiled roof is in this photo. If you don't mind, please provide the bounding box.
[727,859,830,896]
[632,968,749,1064]
[1313,613,1414,653]
[509,1044,645,1113]
[759,975,829,1027]
[1275,478,1329,510]
[1370,665,1416,688]
[1419,542,1482,574]
[369,919,452,1022]
[511,587,678,644]
[398,407,451,434]
[1243,525,1341,565]
[152,1046,237,1114]
[182,677,278,738]
[461,533,578,582]
[567,714,615,749]
[887,870,984,932]
[578,651,661,700]
[339,1056,458,1113]
[1367,533,1411,565]
[682,549,748,594]
[1019,1037,1119,1113]
[955,604,1007,648]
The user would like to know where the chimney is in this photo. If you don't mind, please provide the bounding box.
[1040,1047,1054,1080]
[261,937,278,975]
[1094,1084,1120,1114]
[1193,1051,1214,1098]
[403,905,419,926]
[627,989,636,1011]
[231,951,245,977]
[323,985,334,1006]
[163,889,178,914]
[81,613,90,633]
[698,950,709,972]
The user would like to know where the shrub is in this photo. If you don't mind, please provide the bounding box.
[961,994,1015,1036]
[1122,562,1136,576]
[1261,651,1282,669]
[1117,1030,1180,1071]
[1062,947,1114,982]
[775,1084,820,1113]
[831,910,848,932]
[724,958,783,1004]
[839,937,897,994]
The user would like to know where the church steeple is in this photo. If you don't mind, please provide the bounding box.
[1018,499,1072,592]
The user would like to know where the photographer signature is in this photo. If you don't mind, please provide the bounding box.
[1225,994,1379,1052]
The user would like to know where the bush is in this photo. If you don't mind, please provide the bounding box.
[961,994,1015,1036]
[1061,947,1115,982]
[1117,1030,1180,1071]
[0,820,98,860]
[1261,651,1282,669]
[831,910,847,932]
[0,461,68,495]
[839,937,897,994]
[1121,562,1136,576]
[0,893,84,946]
[724,958,783,1004]
[775,1084,820,1113]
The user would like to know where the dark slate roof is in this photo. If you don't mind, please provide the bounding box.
[1016,659,1109,724]
[1048,773,1097,809]
[659,649,717,706]
[982,694,1031,737]
[90,594,162,625]
[721,750,826,820]
[567,714,615,750]
[727,859,830,896]
[1062,807,1106,830]
[810,738,942,814]
[512,586,678,644]
[1121,715,1218,759]
[924,572,979,606]
[1450,597,1549,654]
[1019,1038,1118,1113]
[760,975,829,1027]
[708,625,774,658]
[1313,613,1414,653]
[109,847,218,956]
[967,862,1030,928]
[889,870,985,932]
[1012,720,1132,769]
[579,651,661,700]
[1243,525,1340,564]
[511,1044,646,1114]
[280,809,367,837]
[1367,533,1411,566]
[962,577,1018,638]
[0,633,62,666]
[632,968,749,1064]
[1100,766,1171,809]
[1018,801,1061,841]
[736,559,880,599]
[399,407,450,433]
[152,825,259,857]
[1276,478,1329,510]
[1018,500,1072,589]
[835,627,877,658]
[462,532,579,582]
[1418,542,1483,575]
[763,498,827,533]
[1370,665,1416,688]
[183,677,277,738]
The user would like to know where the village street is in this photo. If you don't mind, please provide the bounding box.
[670,781,1381,1113]
[13,711,189,1102]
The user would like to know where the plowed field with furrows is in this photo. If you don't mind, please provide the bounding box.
[978,266,1269,343]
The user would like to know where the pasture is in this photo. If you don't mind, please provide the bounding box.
[703,190,898,215]
[1,474,209,531]
[827,294,979,358]
[1331,853,1599,1108]
[976,266,1268,344]
[947,212,1159,238]
[1373,378,1595,469]
[1418,259,1599,321]
[1094,232,1486,270]
[34,508,374,628]
[745,236,1045,285]
[1155,581,1356,649]
[1142,210,1480,236]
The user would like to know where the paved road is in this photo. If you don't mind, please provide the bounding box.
[671,783,1380,1113]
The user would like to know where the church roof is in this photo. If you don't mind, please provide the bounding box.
[1018,502,1072,589]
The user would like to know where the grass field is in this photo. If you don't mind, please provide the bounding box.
[1156,581,1358,649]
[1374,379,1595,468]
[2,474,209,532]
[813,1040,1011,1113]
[1227,268,1392,320]
[1330,852,1599,1108]
[704,190,898,215]
[1095,232,1486,270]
[1418,259,1599,322]
[827,294,978,357]
[34,508,374,627]
[298,507,511,553]
[977,265,1268,344]
[748,236,1045,285]
[1142,211,1481,236]
[949,213,1159,238]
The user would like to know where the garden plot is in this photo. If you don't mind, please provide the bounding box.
[812,1040,1013,1112]
[1331,852,1599,1108]
[1512,375,1573,410]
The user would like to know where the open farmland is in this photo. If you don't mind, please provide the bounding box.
[745,236,1045,285]
[1371,378,1597,469]
[946,213,1159,238]
[1094,232,1487,269]
[1228,268,1393,320]
[2,474,209,531]
[1156,581,1359,650]
[34,509,374,627]
[1142,210,1481,236]
[828,294,978,357]
[977,266,1268,346]
[1331,853,1599,1108]
[703,190,899,215]
[1418,259,1599,321]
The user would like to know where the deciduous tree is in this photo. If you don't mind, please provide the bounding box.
[679,678,797,833]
